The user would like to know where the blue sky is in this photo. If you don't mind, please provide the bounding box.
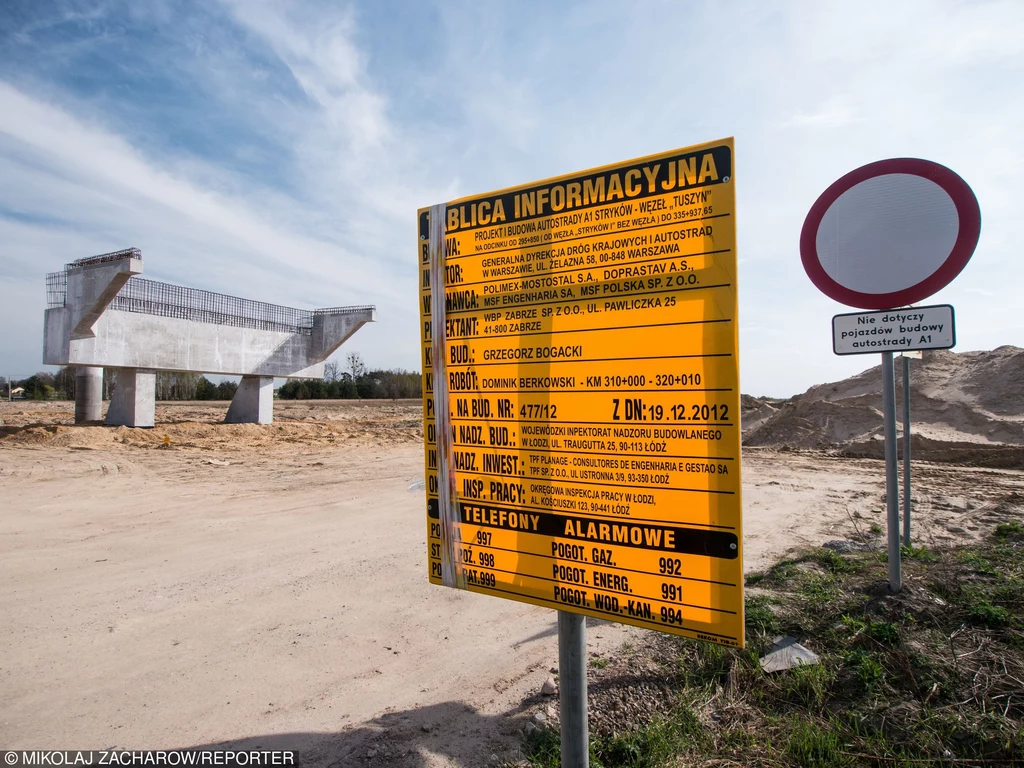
[1,0,1021,396]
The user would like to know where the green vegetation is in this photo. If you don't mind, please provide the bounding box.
[275,352,420,400]
[6,369,240,401]
[525,524,1024,767]
[901,543,938,562]
[275,369,420,399]
[995,519,1024,539]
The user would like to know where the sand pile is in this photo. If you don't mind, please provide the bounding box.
[744,346,1024,467]
[740,394,783,435]
[0,400,424,453]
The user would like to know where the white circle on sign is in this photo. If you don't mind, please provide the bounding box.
[800,158,980,309]
[815,174,959,295]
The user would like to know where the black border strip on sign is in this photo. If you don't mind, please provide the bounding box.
[466,317,732,341]
[426,496,737,530]
[436,447,735,461]
[446,213,733,260]
[424,144,733,237]
[443,281,734,316]
[446,538,737,586]
[470,388,733,394]
[452,468,734,496]
[443,352,734,368]
[446,561,737,614]
[446,417,735,426]
[428,499,739,558]
[455,248,732,288]
[445,580,740,641]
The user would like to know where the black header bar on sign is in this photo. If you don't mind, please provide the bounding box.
[420,145,732,237]
[428,499,737,560]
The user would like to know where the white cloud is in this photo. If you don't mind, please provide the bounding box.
[0,0,1022,396]
[0,77,424,373]
[785,96,861,129]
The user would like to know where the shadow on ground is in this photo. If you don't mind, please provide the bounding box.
[512,615,612,647]
[186,700,543,768]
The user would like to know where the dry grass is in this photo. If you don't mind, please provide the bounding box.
[526,502,1024,767]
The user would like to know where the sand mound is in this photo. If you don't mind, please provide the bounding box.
[740,394,784,436]
[744,346,1024,466]
[0,400,423,453]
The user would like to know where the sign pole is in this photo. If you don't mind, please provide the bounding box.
[902,356,912,547]
[881,352,902,592]
[558,611,589,768]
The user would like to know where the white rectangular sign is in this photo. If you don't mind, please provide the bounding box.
[832,304,955,356]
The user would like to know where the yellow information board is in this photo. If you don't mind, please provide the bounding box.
[419,138,743,647]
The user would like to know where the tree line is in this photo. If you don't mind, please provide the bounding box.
[275,354,420,400]
[4,370,238,401]
[3,354,422,402]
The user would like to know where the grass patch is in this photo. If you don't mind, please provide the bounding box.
[596,706,700,768]
[745,593,780,637]
[785,718,846,767]
[996,519,1024,539]
[524,726,561,768]
[901,543,937,562]
[865,619,901,647]
[526,523,1024,767]
[811,548,857,574]
[966,598,1011,628]
[769,558,800,582]
[843,647,884,692]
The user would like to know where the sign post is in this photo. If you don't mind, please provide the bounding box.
[901,354,915,546]
[558,610,588,767]
[420,138,742,760]
[881,352,901,591]
[801,158,980,592]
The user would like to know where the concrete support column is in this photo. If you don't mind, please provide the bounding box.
[74,366,103,424]
[225,376,274,424]
[105,368,156,428]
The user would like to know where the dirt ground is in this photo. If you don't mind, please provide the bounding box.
[2,400,1022,765]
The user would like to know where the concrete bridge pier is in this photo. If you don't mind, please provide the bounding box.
[225,376,274,424]
[74,366,103,424]
[105,368,156,428]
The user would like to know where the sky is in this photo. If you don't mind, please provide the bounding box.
[1,0,1022,397]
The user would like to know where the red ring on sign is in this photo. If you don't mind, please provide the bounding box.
[800,158,981,309]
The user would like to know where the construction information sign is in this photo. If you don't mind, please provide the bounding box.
[419,137,743,647]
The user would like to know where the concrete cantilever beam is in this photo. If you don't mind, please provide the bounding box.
[43,249,376,427]
[66,252,143,339]
[312,308,375,361]
[225,307,378,425]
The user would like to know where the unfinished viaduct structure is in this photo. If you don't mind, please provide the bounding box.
[44,248,375,427]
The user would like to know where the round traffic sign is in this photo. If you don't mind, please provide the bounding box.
[800,158,980,309]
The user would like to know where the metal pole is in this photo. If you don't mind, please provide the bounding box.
[558,610,589,768]
[881,352,902,592]
[902,356,912,547]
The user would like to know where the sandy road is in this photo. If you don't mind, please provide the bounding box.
[2,401,1021,766]
[0,438,640,764]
